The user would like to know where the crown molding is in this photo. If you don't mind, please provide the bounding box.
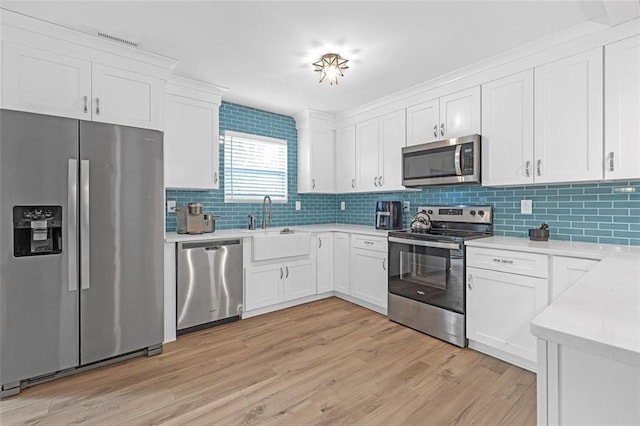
[166,75,228,104]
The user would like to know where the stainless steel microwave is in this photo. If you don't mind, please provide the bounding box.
[402,134,481,187]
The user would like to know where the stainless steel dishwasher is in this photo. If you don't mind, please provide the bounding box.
[177,239,243,334]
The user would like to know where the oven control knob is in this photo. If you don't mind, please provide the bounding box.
[427,210,433,215]
[478,210,485,216]
[469,210,476,216]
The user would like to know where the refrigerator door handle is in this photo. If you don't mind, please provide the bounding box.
[80,159,91,290]
[68,159,78,292]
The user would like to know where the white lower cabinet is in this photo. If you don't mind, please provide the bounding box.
[550,256,598,301]
[466,267,548,370]
[350,235,388,311]
[282,259,315,302]
[245,263,284,311]
[466,246,549,371]
[333,233,350,294]
[245,259,315,310]
[316,233,334,293]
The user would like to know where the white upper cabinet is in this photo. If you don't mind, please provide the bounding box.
[439,86,481,139]
[296,110,335,193]
[534,48,603,183]
[164,76,223,190]
[355,110,406,192]
[406,86,480,146]
[604,35,640,180]
[2,42,92,120]
[378,109,406,190]
[355,117,380,192]
[335,126,356,192]
[406,99,439,145]
[481,70,535,186]
[91,63,163,130]
[0,11,175,130]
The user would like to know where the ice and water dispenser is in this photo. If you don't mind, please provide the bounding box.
[13,206,63,257]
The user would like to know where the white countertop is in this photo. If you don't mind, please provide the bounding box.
[466,236,640,364]
[165,223,389,243]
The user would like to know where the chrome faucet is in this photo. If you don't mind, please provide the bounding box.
[261,195,272,229]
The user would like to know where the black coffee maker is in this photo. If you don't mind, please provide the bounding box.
[375,201,403,230]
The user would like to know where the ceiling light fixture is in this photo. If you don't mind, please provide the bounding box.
[313,53,349,85]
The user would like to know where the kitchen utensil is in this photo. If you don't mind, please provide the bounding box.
[529,223,549,241]
[410,210,432,232]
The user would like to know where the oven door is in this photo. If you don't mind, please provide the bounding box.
[388,236,465,314]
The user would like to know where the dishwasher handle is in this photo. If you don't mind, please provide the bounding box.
[181,239,241,250]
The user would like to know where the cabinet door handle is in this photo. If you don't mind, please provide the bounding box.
[608,152,615,172]
[280,267,283,279]
[351,178,355,189]
[285,266,289,278]
[525,160,531,177]
[440,123,445,136]
[95,97,100,115]
[214,171,218,184]
[378,176,383,187]
[364,241,374,245]
[312,178,316,189]
[492,257,514,265]
[374,176,378,187]
[318,239,322,248]
[83,96,88,113]
[468,274,473,290]
[433,125,438,138]
[536,159,542,176]
[382,258,386,271]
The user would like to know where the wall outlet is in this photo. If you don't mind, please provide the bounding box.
[167,200,176,213]
[295,201,301,211]
[403,201,410,212]
[521,199,533,214]
[340,201,346,210]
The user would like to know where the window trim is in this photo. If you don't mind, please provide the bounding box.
[223,130,289,203]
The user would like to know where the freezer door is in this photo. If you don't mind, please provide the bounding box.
[79,121,163,365]
[0,110,79,385]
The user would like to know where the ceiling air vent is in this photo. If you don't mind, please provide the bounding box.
[97,32,139,48]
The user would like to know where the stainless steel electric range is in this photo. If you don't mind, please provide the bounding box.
[387,205,493,347]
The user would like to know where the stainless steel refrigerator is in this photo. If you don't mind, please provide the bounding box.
[0,109,164,397]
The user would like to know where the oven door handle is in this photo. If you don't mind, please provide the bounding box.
[388,236,461,250]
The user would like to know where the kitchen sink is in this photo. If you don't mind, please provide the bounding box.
[251,229,311,261]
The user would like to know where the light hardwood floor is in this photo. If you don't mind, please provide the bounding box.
[0,297,536,425]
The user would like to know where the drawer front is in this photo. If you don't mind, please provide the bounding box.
[351,234,387,252]
[467,247,548,278]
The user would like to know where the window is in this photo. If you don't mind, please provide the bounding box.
[223,130,288,202]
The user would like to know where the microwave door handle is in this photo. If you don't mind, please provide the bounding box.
[454,145,462,176]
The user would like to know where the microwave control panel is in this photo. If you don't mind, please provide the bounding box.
[461,144,474,175]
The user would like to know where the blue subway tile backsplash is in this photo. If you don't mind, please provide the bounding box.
[166,102,640,246]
